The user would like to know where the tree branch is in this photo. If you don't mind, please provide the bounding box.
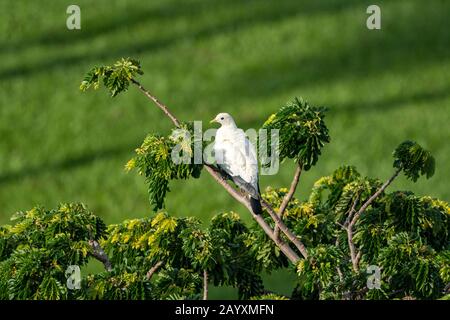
[131,79,181,127]
[130,79,306,264]
[203,270,208,300]
[343,195,359,227]
[274,164,302,239]
[334,236,344,283]
[355,251,362,266]
[346,168,402,272]
[349,168,401,228]
[146,261,164,280]
[337,266,344,283]
[88,240,112,272]
[347,227,359,273]
[261,199,308,260]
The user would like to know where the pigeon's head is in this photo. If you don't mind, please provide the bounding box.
[210,113,236,127]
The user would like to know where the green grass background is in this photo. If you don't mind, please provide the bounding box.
[0,0,449,298]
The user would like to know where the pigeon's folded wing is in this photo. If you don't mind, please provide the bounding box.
[216,139,247,178]
[216,130,258,190]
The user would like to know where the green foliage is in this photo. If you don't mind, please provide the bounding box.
[95,211,266,299]
[80,58,143,97]
[393,140,435,181]
[296,245,341,295]
[83,271,152,300]
[0,203,106,299]
[263,187,335,248]
[378,232,443,298]
[102,212,188,268]
[126,124,203,210]
[308,165,381,219]
[261,97,330,170]
[259,160,448,300]
[384,192,447,246]
[305,165,449,299]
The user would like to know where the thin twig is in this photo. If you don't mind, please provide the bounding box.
[203,270,208,300]
[88,240,112,272]
[343,195,359,227]
[337,266,344,283]
[336,222,346,230]
[274,164,302,239]
[146,261,164,280]
[131,79,181,127]
[335,233,344,283]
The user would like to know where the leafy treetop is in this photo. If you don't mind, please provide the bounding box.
[393,140,435,181]
[80,58,143,97]
[261,97,330,170]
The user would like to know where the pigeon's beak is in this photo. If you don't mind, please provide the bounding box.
[209,118,217,124]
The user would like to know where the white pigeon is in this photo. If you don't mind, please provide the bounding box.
[210,113,262,215]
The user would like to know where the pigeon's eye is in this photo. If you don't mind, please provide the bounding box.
[220,117,224,120]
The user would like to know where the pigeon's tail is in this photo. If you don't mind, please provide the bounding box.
[229,175,262,215]
[250,196,262,215]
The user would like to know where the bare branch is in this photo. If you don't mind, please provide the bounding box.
[334,231,345,282]
[203,270,208,300]
[346,168,402,272]
[261,199,308,260]
[88,240,112,272]
[204,165,249,209]
[349,168,401,228]
[343,195,359,227]
[337,266,344,283]
[355,251,362,266]
[274,164,302,239]
[146,261,164,280]
[341,198,361,272]
[131,79,181,128]
[347,227,359,272]
[336,222,346,230]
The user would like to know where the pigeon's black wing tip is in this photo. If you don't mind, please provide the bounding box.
[250,197,262,215]
[232,175,259,198]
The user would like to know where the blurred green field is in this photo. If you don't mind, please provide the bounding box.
[1,0,449,299]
